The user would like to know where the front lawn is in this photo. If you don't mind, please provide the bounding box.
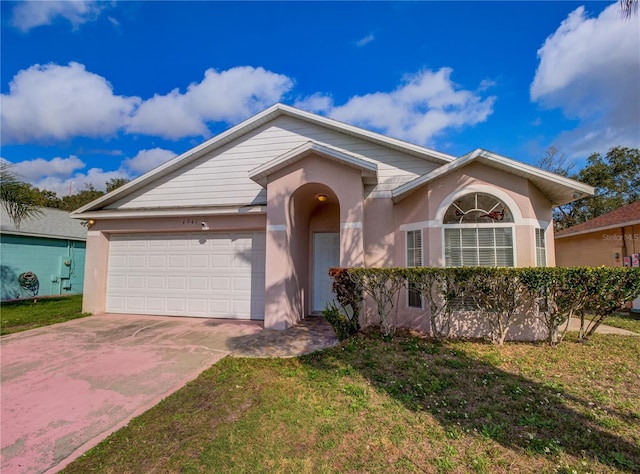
[0,294,89,335]
[63,331,640,474]
[595,312,640,334]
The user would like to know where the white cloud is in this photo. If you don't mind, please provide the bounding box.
[294,93,334,114]
[126,67,293,138]
[122,148,178,174]
[1,62,139,143]
[6,148,177,196]
[531,4,640,156]
[1,63,293,143]
[356,34,375,47]
[34,168,129,197]
[299,68,495,146]
[12,156,85,181]
[2,62,494,148]
[11,0,107,32]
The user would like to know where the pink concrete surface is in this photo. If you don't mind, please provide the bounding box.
[0,314,263,474]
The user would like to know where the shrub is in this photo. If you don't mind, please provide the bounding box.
[347,268,406,336]
[323,301,359,341]
[328,266,640,344]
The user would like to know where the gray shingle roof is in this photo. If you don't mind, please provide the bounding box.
[0,207,87,241]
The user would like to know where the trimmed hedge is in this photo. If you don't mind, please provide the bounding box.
[325,266,640,345]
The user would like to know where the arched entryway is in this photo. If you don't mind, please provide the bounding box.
[289,183,340,313]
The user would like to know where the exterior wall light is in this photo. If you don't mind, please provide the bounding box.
[315,194,328,202]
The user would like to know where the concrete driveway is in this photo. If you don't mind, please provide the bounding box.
[0,314,262,474]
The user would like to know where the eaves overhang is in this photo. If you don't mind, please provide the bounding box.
[74,205,266,220]
[391,148,594,206]
[248,141,378,187]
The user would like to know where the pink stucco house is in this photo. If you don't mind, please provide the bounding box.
[72,104,593,331]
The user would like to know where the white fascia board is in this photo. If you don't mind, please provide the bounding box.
[70,205,266,220]
[471,149,594,201]
[249,141,378,187]
[392,148,594,204]
[275,104,456,165]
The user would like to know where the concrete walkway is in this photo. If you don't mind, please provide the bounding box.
[231,313,339,357]
[567,317,638,336]
[0,314,263,474]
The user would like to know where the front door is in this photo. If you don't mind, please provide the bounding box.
[313,232,340,312]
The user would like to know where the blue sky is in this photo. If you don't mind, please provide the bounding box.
[1,1,638,196]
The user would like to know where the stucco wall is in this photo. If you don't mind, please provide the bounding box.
[264,153,365,329]
[555,224,640,267]
[365,162,554,340]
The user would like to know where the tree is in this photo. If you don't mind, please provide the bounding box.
[552,147,640,230]
[58,184,105,212]
[536,145,574,177]
[0,162,42,229]
[620,0,638,18]
[106,177,130,193]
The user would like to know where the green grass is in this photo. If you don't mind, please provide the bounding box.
[0,294,89,335]
[63,330,640,474]
[598,312,640,334]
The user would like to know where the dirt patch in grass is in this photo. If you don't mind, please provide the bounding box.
[1,294,89,335]
[63,331,640,474]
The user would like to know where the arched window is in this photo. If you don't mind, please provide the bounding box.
[443,193,514,267]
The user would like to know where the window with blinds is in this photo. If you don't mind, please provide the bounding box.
[443,193,515,268]
[406,230,422,308]
[535,228,546,267]
[445,228,514,267]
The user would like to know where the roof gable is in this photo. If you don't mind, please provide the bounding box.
[392,148,594,206]
[249,141,377,187]
[72,103,454,217]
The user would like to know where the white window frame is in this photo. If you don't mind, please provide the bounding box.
[406,229,423,309]
[535,227,546,267]
[441,192,516,268]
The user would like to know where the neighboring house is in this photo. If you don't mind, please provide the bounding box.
[555,200,640,312]
[72,104,593,332]
[1,207,87,300]
[555,200,640,267]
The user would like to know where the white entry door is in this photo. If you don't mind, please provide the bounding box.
[313,232,340,312]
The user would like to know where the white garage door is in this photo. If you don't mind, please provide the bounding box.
[106,232,265,319]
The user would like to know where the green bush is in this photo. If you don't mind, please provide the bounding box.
[328,266,640,345]
[323,301,359,341]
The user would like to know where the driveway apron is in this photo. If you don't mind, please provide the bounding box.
[0,314,262,474]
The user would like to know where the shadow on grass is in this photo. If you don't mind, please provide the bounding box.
[301,331,640,472]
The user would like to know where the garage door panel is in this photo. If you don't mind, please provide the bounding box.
[210,276,231,291]
[127,276,145,289]
[127,297,145,310]
[168,255,187,269]
[147,276,165,289]
[107,232,265,319]
[148,255,166,267]
[188,277,207,291]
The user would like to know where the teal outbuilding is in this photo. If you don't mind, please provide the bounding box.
[1,208,87,300]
